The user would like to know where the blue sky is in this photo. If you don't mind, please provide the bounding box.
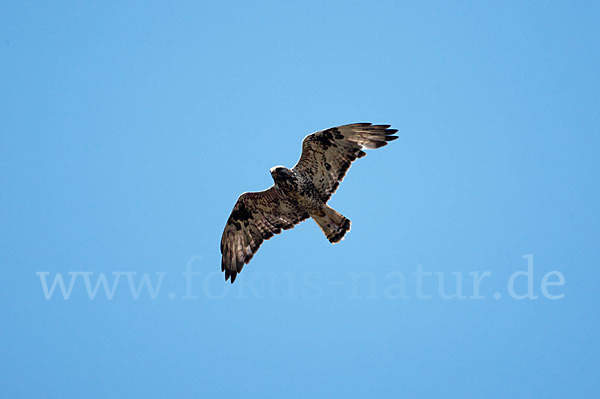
[1,1,599,398]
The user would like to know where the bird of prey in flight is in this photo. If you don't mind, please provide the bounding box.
[220,123,398,283]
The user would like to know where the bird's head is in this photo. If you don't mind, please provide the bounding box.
[270,166,293,185]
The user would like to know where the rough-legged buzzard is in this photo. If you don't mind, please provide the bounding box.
[220,123,398,283]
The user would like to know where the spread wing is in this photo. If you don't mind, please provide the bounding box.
[220,187,309,283]
[293,123,398,201]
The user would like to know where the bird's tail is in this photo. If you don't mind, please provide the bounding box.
[313,205,351,244]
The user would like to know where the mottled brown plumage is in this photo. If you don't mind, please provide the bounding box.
[220,123,398,283]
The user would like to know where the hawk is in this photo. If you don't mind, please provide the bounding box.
[220,123,398,283]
